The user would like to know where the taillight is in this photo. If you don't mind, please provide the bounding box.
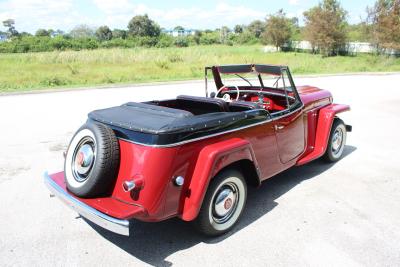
[122,176,144,192]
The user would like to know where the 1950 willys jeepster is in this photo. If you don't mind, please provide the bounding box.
[45,64,351,236]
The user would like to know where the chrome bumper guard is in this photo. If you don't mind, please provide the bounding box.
[44,173,130,236]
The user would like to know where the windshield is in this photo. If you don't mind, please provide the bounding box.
[217,71,293,92]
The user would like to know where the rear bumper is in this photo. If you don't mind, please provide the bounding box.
[44,173,130,236]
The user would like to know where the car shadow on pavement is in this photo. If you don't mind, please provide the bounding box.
[88,145,357,267]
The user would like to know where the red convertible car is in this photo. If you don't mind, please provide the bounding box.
[45,64,351,236]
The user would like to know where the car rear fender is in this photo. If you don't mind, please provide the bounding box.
[181,138,259,221]
[297,103,350,165]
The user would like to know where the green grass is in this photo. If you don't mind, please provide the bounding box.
[1,45,400,92]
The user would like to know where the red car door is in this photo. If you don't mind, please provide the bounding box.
[273,108,305,163]
[272,68,305,164]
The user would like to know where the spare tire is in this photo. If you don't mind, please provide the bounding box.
[64,122,120,198]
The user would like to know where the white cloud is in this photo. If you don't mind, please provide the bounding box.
[0,0,79,32]
[287,9,305,22]
[93,1,266,29]
[92,0,135,15]
[0,0,268,33]
[289,0,299,6]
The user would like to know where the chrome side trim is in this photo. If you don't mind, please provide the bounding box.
[44,172,130,236]
[117,104,304,148]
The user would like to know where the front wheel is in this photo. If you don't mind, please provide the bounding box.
[193,169,247,236]
[323,119,347,162]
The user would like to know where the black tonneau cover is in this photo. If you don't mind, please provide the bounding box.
[88,102,249,134]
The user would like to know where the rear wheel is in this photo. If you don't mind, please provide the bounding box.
[193,169,247,236]
[323,119,347,163]
[65,122,120,198]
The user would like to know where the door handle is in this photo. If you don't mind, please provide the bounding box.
[275,125,284,131]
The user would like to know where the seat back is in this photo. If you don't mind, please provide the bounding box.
[176,95,229,115]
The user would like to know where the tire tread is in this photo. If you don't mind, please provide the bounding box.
[65,122,120,198]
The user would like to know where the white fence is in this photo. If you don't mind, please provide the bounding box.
[264,41,399,55]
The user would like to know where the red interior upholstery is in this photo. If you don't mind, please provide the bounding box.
[249,96,286,112]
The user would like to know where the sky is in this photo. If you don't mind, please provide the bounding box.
[0,0,377,33]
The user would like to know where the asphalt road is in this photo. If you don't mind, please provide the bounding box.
[0,74,399,267]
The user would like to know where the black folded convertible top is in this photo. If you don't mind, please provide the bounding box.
[88,102,249,135]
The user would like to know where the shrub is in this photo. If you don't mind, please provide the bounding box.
[156,35,174,48]
[174,37,189,47]
[155,60,170,69]
[40,76,70,86]
[137,36,159,47]
[199,32,220,45]
[233,31,260,45]
[168,53,184,63]
[82,39,99,49]
[100,38,129,48]
[51,36,72,50]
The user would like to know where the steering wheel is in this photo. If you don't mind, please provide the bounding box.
[215,85,240,102]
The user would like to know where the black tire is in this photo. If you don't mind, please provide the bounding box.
[65,122,120,198]
[323,119,347,163]
[193,169,247,236]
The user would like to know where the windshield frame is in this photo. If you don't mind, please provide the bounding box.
[205,64,302,109]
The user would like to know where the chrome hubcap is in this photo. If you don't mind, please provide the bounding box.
[72,137,95,182]
[332,128,343,152]
[212,183,239,224]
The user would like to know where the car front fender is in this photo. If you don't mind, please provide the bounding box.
[297,103,350,165]
[181,138,259,221]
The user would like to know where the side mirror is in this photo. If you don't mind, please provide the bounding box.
[210,92,216,98]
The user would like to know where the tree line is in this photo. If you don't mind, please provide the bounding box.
[1,0,399,56]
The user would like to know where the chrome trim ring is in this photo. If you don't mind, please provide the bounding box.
[65,129,97,189]
[332,128,343,152]
[71,136,96,183]
[208,175,246,231]
[212,183,239,223]
[330,123,346,159]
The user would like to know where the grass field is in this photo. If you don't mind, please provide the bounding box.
[1,45,400,92]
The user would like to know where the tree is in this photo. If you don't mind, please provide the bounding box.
[248,20,265,38]
[193,30,202,44]
[234,24,244,34]
[112,29,127,39]
[19,32,32,37]
[303,0,348,56]
[96,26,113,41]
[367,0,400,51]
[174,26,184,31]
[2,19,18,37]
[262,10,293,50]
[48,29,55,37]
[35,29,50,37]
[54,29,65,36]
[69,24,95,38]
[290,18,303,41]
[347,23,369,42]
[219,26,231,43]
[291,17,299,27]
[127,14,161,37]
